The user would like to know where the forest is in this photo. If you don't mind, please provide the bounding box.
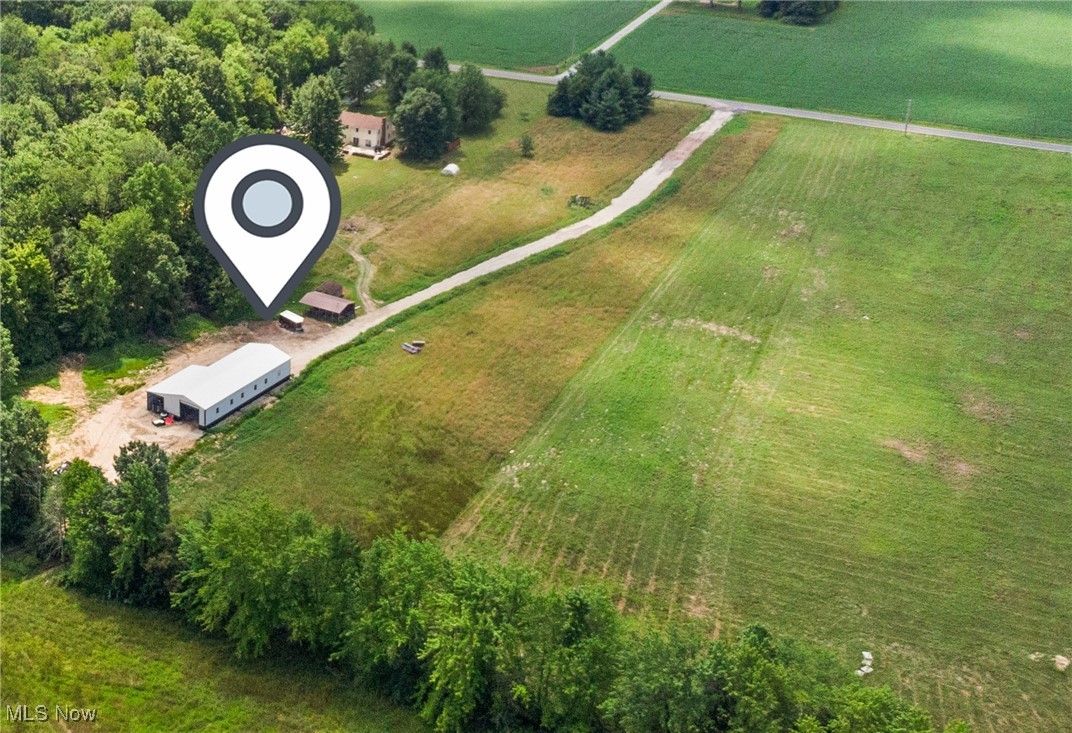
[0,1,374,367]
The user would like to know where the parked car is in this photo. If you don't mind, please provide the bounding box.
[153,418,166,427]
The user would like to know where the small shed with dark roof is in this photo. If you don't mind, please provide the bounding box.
[317,280,344,298]
[300,291,356,321]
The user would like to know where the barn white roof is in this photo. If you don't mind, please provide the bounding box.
[147,343,290,409]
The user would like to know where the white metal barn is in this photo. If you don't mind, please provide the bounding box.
[146,343,290,428]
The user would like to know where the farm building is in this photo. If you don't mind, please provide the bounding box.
[300,291,356,321]
[339,111,395,151]
[145,343,290,429]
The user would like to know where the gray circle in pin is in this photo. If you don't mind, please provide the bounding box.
[193,134,341,320]
[231,169,304,238]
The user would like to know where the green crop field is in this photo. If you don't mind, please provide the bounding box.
[1,567,426,732]
[169,116,776,545]
[363,0,652,72]
[450,121,1072,730]
[613,1,1072,141]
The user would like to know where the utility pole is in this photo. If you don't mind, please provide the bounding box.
[903,98,913,135]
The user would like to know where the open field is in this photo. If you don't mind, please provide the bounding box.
[613,1,1072,141]
[449,120,1072,730]
[301,80,704,304]
[1,568,425,732]
[363,0,652,72]
[170,117,778,545]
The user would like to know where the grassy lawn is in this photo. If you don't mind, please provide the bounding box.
[449,121,1072,731]
[170,116,776,546]
[613,1,1072,140]
[1,570,426,732]
[364,0,653,72]
[297,80,705,306]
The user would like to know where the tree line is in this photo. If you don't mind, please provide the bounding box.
[6,416,967,733]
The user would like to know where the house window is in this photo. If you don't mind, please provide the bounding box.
[230,398,234,405]
[264,378,268,385]
[366,139,372,147]
[216,407,220,414]
[254,384,257,391]
[241,392,245,398]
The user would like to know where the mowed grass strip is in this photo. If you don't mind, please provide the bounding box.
[1,574,426,733]
[299,81,705,304]
[170,117,777,547]
[450,121,1072,731]
[363,0,653,72]
[613,1,1072,141]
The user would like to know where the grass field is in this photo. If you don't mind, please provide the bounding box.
[300,80,704,305]
[1,566,425,732]
[170,116,776,545]
[613,1,1072,140]
[449,121,1072,730]
[363,0,652,72]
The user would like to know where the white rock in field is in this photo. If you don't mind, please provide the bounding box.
[1055,655,1070,672]
[440,163,460,176]
[855,669,866,677]
[862,651,873,662]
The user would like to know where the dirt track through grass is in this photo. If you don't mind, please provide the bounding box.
[449,120,1072,731]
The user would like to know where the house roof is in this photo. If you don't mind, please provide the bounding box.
[300,291,355,314]
[339,111,386,129]
[147,343,290,409]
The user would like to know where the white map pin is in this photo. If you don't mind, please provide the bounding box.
[194,135,341,319]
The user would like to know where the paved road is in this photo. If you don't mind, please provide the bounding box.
[479,70,1072,155]
[585,0,675,61]
[59,110,734,474]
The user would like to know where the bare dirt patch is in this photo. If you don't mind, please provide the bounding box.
[1013,328,1032,340]
[881,439,929,464]
[961,393,1011,423]
[939,455,980,481]
[25,360,88,410]
[670,317,761,344]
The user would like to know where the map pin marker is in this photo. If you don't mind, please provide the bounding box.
[194,135,341,319]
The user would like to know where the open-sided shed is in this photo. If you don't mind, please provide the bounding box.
[300,291,356,321]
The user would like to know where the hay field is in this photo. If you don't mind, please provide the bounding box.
[450,120,1072,730]
[301,80,704,304]
[170,118,776,546]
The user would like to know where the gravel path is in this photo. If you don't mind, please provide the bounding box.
[55,109,734,476]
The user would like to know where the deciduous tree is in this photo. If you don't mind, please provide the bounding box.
[0,400,49,544]
[394,87,451,161]
[289,73,342,161]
